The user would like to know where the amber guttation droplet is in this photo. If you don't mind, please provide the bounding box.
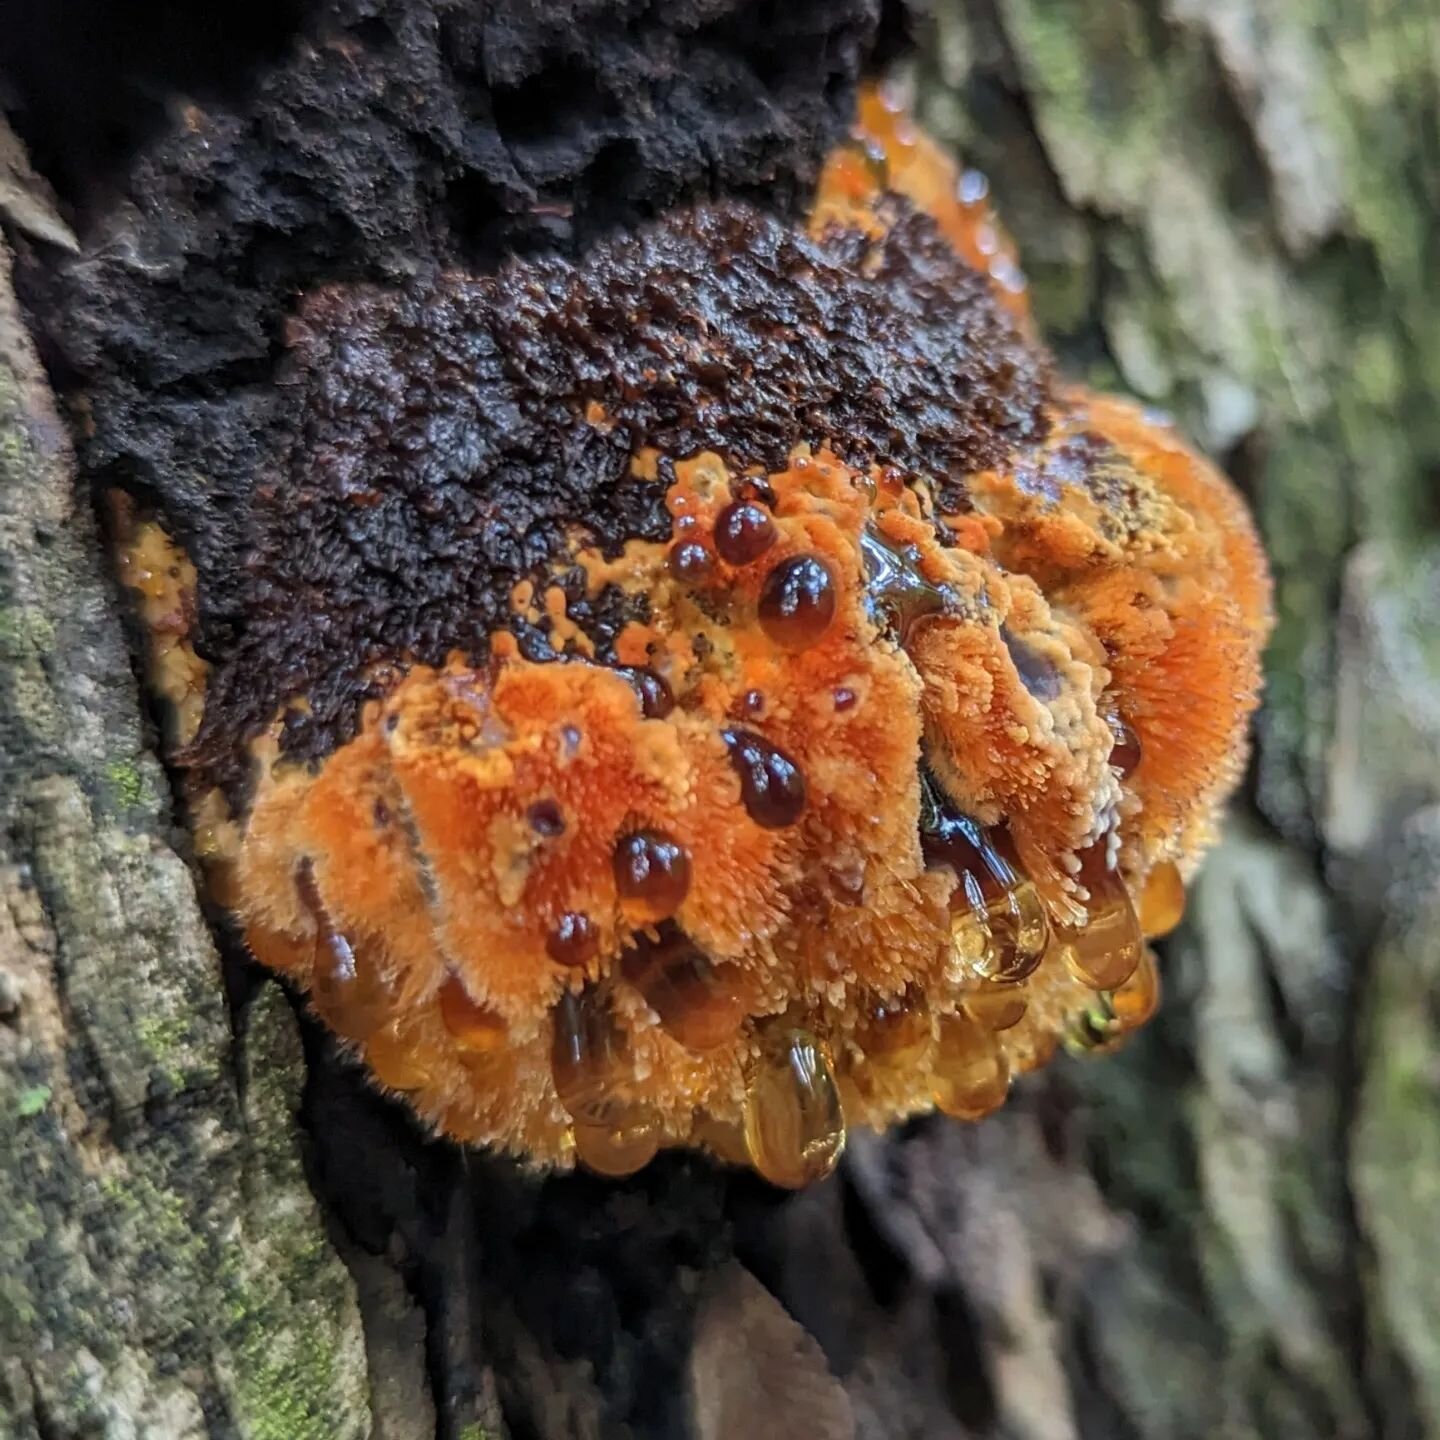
[546,911,601,967]
[739,688,766,717]
[833,686,857,712]
[963,981,1027,1032]
[758,554,837,651]
[919,779,1048,982]
[1109,946,1161,1031]
[1105,709,1142,779]
[573,1118,660,1178]
[1139,860,1185,939]
[720,727,807,829]
[613,829,692,922]
[855,986,932,1068]
[714,500,778,566]
[615,666,675,719]
[931,1012,1009,1119]
[1056,841,1143,991]
[744,1028,846,1188]
[551,985,649,1128]
[620,922,748,1051]
[668,540,715,583]
[366,1022,433,1091]
[1003,1018,1060,1075]
[860,528,948,642]
[297,861,391,1039]
[1067,944,1161,1052]
[1000,626,1062,702]
[694,1117,753,1168]
[438,975,509,1053]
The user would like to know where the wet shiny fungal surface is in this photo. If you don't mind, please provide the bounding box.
[121,81,1271,1186]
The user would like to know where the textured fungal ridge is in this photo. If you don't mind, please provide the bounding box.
[192,85,1271,1186]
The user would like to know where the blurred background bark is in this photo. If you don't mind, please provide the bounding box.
[3,2,1440,1437]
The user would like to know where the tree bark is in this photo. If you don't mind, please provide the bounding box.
[4,3,1440,1438]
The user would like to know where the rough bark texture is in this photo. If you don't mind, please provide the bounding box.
[3,3,1440,1439]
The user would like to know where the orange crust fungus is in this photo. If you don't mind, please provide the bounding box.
[135,83,1270,1186]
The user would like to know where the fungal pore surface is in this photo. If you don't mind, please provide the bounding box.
[120,83,1271,1187]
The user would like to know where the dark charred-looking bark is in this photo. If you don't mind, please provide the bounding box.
[4,2,1440,1438]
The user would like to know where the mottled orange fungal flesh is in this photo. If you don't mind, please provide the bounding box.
[186,83,1274,1185]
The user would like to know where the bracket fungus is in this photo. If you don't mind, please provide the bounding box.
[118,82,1270,1187]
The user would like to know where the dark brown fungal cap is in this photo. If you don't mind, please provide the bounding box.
[7,0,913,792]
[117,198,1045,797]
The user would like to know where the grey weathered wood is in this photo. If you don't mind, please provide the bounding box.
[0,230,377,1439]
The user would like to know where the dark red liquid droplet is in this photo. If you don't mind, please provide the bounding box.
[613,829,692,919]
[668,541,715,583]
[551,984,635,1125]
[615,666,675,719]
[527,799,566,837]
[721,728,807,829]
[737,475,778,508]
[714,501,777,566]
[758,554,836,650]
[547,911,600,966]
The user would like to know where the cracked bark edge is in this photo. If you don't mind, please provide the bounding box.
[0,235,380,1440]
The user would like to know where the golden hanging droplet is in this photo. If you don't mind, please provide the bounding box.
[621,924,748,1052]
[438,975,509,1054]
[1109,946,1161,1032]
[931,1012,1009,1119]
[1057,841,1143,991]
[1139,860,1185,939]
[365,1022,433,1091]
[962,980,1028,1032]
[744,1029,846,1188]
[297,861,392,1039]
[919,783,1049,983]
[551,985,652,1130]
[573,1117,660,1178]
[1066,947,1162,1055]
[855,986,933,1068]
[1002,1017,1060,1076]
[693,1116,753,1169]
